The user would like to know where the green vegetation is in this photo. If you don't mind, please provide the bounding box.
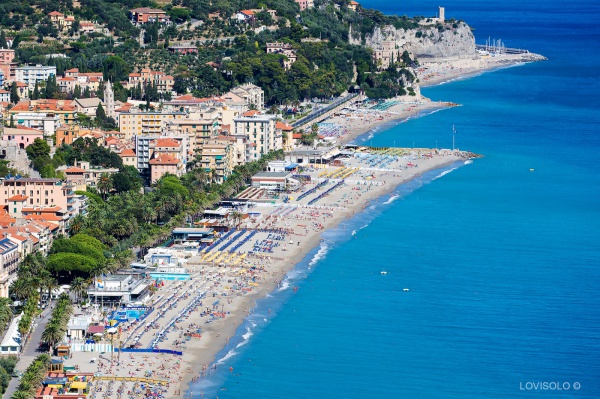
[41,294,73,352]
[25,138,64,178]
[56,137,124,169]
[2,0,424,102]
[0,298,13,337]
[18,293,39,340]
[0,356,18,395]
[12,353,51,399]
[47,233,109,276]
[0,160,21,178]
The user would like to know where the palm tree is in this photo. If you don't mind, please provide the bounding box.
[44,278,59,302]
[9,278,36,301]
[12,382,35,398]
[97,173,112,200]
[10,389,33,399]
[69,277,88,304]
[0,298,13,331]
[69,214,86,235]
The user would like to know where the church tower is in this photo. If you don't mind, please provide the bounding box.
[104,80,115,120]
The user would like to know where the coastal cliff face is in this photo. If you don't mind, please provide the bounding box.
[352,21,476,60]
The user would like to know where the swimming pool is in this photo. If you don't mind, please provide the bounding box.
[148,273,190,281]
[112,308,148,321]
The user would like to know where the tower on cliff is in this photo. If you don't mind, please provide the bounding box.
[438,6,445,22]
[104,80,115,120]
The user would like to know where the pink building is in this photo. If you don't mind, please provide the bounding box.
[294,0,314,11]
[0,49,16,83]
[0,177,84,234]
[1,126,44,149]
[149,154,180,183]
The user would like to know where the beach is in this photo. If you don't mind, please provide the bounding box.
[65,147,473,399]
[62,50,540,399]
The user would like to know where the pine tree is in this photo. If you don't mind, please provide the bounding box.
[74,84,81,99]
[0,31,7,49]
[96,103,106,122]
[10,82,19,104]
[44,75,57,99]
[33,82,40,100]
[164,35,170,49]
[83,86,91,98]
[9,115,15,128]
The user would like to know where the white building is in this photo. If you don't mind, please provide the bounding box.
[14,65,57,91]
[0,238,19,298]
[227,83,265,110]
[0,89,9,103]
[10,112,61,137]
[233,113,281,161]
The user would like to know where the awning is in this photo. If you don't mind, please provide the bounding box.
[71,381,87,389]
[87,325,105,334]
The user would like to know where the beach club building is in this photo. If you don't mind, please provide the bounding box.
[87,274,151,304]
[251,171,300,192]
[171,227,214,242]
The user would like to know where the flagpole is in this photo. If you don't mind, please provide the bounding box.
[452,125,456,151]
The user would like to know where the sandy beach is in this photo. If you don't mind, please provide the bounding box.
[64,147,475,399]
[61,51,541,399]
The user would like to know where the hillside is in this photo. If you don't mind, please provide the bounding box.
[0,0,463,101]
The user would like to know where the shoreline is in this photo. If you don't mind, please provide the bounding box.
[64,50,539,399]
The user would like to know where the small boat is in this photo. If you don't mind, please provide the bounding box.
[403,288,409,292]
[380,271,388,275]
[530,168,535,172]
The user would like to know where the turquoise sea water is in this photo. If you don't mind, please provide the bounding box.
[189,0,600,397]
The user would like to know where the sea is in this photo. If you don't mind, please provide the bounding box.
[189,0,600,397]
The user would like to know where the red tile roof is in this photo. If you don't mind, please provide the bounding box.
[24,214,64,222]
[120,148,136,157]
[149,154,179,165]
[64,167,86,173]
[153,138,181,148]
[242,110,260,117]
[7,195,28,201]
[276,121,294,131]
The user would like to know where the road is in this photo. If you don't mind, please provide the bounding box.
[2,304,54,399]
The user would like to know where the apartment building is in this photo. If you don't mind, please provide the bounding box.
[0,49,16,83]
[0,177,86,234]
[149,154,181,183]
[165,118,220,153]
[59,68,103,94]
[200,138,235,183]
[9,99,77,128]
[0,238,19,298]
[14,65,57,91]
[119,111,185,140]
[233,113,282,161]
[126,69,174,94]
[227,83,264,110]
